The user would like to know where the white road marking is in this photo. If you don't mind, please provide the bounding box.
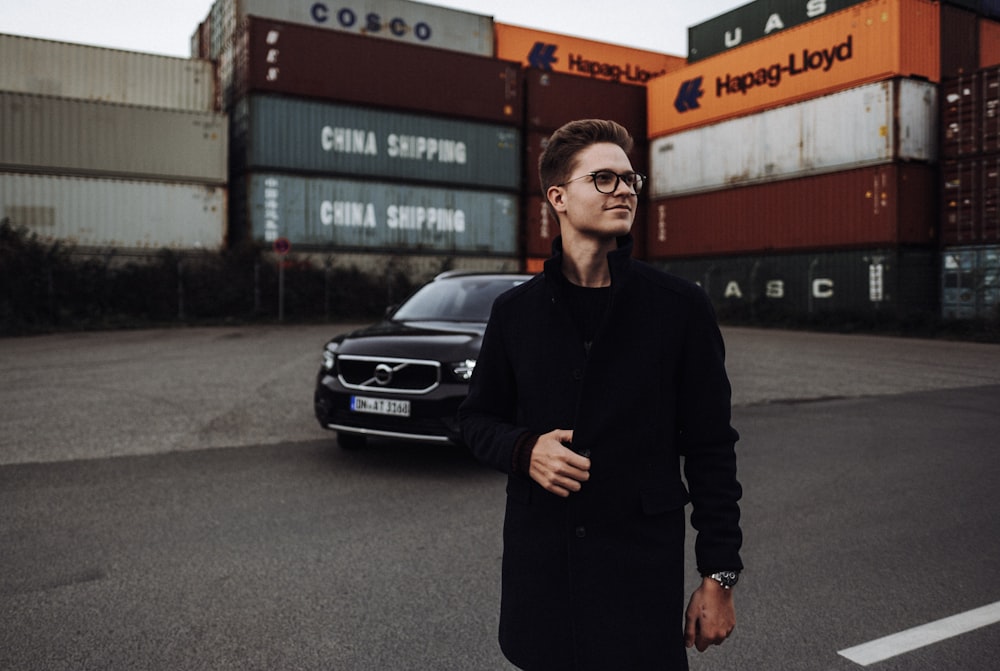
[838,600,1000,666]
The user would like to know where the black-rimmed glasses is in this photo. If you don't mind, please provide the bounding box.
[560,170,645,195]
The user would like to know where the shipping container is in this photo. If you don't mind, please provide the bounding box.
[942,0,1000,18]
[650,77,937,198]
[523,68,648,134]
[984,67,1000,153]
[942,72,984,157]
[941,244,1000,319]
[942,65,1000,157]
[198,0,494,59]
[0,93,228,185]
[942,154,1000,244]
[494,23,683,85]
[227,18,521,123]
[0,172,226,250]
[648,163,937,258]
[648,0,941,137]
[687,0,867,62]
[655,247,939,319]
[230,94,521,189]
[940,4,980,79]
[981,18,1000,67]
[231,172,518,254]
[0,33,217,112]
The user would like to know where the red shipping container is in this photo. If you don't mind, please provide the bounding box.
[942,157,979,245]
[523,68,647,134]
[984,67,1000,154]
[940,4,980,79]
[943,154,1000,245]
[647,163,937,258]
[233,17,521,124]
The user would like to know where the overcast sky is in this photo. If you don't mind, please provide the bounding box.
[1,0,747,58]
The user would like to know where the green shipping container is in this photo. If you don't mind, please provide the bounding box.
[230,95,521,190]
[237,173,518,254]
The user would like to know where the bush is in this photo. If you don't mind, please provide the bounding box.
[0,220,414,336]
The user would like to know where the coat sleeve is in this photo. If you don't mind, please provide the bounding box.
[458,300,527,475]
[677,288,744,574]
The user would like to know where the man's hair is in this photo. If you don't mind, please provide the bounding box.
[538,119,635,194]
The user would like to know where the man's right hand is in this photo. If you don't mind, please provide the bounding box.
[528,429,590,497]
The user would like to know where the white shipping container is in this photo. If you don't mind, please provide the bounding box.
[0,33,217,112]
[205,0,495,58]
[0,93,228,185]
[649,78,939,198]
[0,172,227,251]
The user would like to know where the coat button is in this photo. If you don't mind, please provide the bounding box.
[575,526,586,538]
[572,368,583,380]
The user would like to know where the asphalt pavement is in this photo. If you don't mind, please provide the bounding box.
[2,324,999,670]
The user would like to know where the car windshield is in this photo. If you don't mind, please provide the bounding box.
[391,276,527,322]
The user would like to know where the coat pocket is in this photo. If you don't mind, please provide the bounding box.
[639,481,689,515]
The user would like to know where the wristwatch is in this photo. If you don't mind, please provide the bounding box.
[705,570,740,589]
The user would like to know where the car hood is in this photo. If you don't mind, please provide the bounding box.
[332,320,486,361]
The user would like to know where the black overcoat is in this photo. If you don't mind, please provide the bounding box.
[459,236,743,671]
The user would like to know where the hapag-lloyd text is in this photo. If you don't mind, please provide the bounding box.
[716,35,852,96]
[566,53,666,84]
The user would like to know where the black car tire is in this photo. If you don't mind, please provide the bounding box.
[337,432,367,450]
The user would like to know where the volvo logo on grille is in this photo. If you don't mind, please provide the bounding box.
[374,363,394,386]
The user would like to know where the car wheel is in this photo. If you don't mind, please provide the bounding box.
[337,432,367,450]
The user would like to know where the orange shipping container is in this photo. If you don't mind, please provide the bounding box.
[494,23,684,87]
[647,0,940,137]
[982,19,1000,68]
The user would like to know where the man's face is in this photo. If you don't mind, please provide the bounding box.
[549,142,637,241]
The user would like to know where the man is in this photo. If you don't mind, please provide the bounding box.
[459,119,743,670]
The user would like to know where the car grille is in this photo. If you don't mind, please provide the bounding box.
[337,355,440,394]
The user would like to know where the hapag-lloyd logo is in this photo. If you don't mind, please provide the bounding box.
[674,34,854,112]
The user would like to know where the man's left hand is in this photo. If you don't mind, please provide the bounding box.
[683,577,736,652]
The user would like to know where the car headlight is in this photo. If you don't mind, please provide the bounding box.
[450,359,476,382]
[322,349,337,372]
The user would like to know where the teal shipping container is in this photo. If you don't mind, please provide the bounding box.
[238,173,518,254]
[230,95,521,190]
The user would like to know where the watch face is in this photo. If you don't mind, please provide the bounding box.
[713,571,739,588]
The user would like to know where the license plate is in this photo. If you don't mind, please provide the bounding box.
[350,396,411,417]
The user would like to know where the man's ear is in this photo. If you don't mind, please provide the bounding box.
[546,185,567,214]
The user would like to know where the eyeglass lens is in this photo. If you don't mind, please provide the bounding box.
[593,171,644,194]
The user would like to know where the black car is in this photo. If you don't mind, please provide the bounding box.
[314,270,532,449]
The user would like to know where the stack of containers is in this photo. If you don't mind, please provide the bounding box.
[643,0,951,319]
[195,0,525,276]
[0,34,227,252]
[940,35,1000,319]
[493,24,679,271]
